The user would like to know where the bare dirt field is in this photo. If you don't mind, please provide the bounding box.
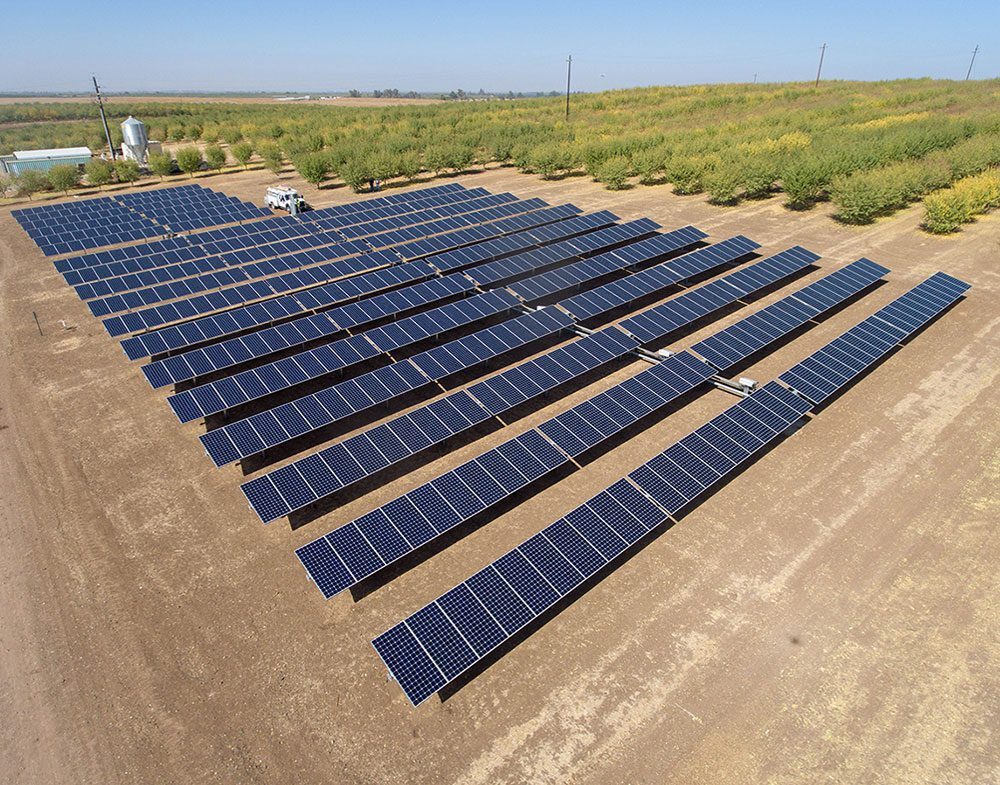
[1,167,997,785]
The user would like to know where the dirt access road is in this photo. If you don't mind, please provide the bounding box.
[1,168,997,784]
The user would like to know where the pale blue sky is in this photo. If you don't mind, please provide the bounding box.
[4,0,998,93]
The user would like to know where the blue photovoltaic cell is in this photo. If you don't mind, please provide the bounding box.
[78,192,523,308]
[557,234,763,321]
[102,245,397,337]
[690,257,888,371]
[372,380,811,705]
[104,196,556,337]
[428,210,610,272]
[14,184,270,255]
[58,183,471,278]
[779,272,970,406]
[464,218,661,286]
[391,204,587,263]
[245,328,641,522]
[142,273,473,387]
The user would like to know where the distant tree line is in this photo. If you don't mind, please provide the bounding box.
[3,81,998,234]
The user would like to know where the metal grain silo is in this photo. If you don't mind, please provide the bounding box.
[120,116,149,164]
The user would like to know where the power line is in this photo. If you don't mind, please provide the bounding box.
[814,43,827,88]
[965,44,979,81]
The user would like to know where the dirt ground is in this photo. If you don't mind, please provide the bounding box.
[1,167,997,785]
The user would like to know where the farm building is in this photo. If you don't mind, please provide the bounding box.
[0,146,92,176]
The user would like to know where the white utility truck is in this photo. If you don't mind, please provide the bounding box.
[264,186,309,214]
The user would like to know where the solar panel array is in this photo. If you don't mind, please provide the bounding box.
[75,190,517,306]
[368,268,970,706]
[168,286,515,423]
[101,196,560,336]
[56,183,482,278]
[371,381,812,705]
[238,244,813,525]
[114,185,270,232]
[690,257,889,372]
[13,184,270,255]
[778,272,970,405]
[201,305,576,467]
[18,176,972,710]
[294,349,715,594]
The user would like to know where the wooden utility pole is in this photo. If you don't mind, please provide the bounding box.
[565,55,572,120]
[814,43,827,88]
[965,45,979,80]
[92,75,117,161]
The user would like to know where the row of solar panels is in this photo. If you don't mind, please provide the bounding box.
[100,200,580,334]
[188,231,759,469]
[54,182,471,272]
[186,222,732,464]
[14,183,271,256]
[366,271,970,705]
[62,187,499,287]
[117,203,593,359]
[147,224,708,393]
[285,255,873,586]
[252,256,890,529]
[86,194,550,317]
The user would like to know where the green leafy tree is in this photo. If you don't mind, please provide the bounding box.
[205,144,227,171]
[221,127,243,145]
[176,146,203,177]
[399,152,422,181]
[741,159,777,199]
[780,159,831,209]
[114,159,142,185]
[424,146,452,175]
[0,174,10,198]
[340,157,373,192]
[15,170,51,199]
[666,158,704,195]
[595,157,631,190]
[632,149,668,185]
[530,145,563,179]
[448,144,475,172]
[85,158,114,190]
[259,143,284,176]
[48,164,81,194]
[705,164,743,205]
[294,152,330,188]
[231,141,254,169]
[148,152,174,181]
